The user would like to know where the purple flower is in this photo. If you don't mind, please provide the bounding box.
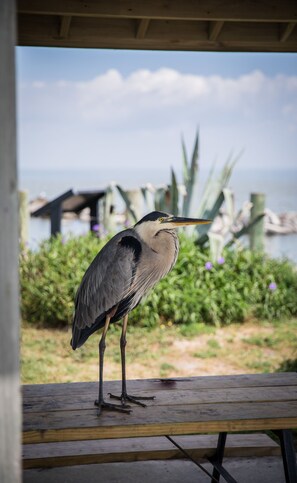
[205,261,213,270]
[269,282,277,291]
[217,257,225,265]
[92,224,100,232]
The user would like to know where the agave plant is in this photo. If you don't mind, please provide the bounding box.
[136,130,200,218]
[208,188,265,258]
[115,131,263,260]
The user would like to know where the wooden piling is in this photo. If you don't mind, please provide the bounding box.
[19,190,29,246]
[249,193,265,251]
[0,1,21,482]
[125,189,143,223]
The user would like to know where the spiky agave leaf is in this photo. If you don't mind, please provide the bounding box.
[196,160,216,217]
[209,232,225,262]
[116,185,138,223]
[226,213,265,247]
[181,134,189,188]
[182,130,199,217]
[222,188,235,223]
[170,167,179,216]
[196,191,225,246]
[154,186,169,212]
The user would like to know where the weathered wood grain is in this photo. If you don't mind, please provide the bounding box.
[17,13,297,52]
[23,400,297,443]
[23,386,297,413]
[23,374,297,446]
[22,434,280,469]
[17,0,297,23]
[22,373,297,398]
[0,1,21,482]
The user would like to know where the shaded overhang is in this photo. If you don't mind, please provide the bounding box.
[17,0,297,52]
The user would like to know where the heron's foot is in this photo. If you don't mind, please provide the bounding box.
[108,392,155,408]
[94,398,131,416]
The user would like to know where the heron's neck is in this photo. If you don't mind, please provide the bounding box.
[134,223,179,263]
[148,229,179,266]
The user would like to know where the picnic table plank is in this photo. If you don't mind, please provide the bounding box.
[23,386,297,413]
[22,434,281,468]
[23,374,297,445]
[22,373,297,399]
[22,373,297,479]
[23,400,297,443]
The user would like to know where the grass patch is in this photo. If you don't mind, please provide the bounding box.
[179,322,216,337]
[207,338,221,349]
[21,318,297,384]
[242,335,278,348]
[160,362,177,377]
[194,349,218,359]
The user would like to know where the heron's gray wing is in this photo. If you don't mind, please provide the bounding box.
[73,232,141,331]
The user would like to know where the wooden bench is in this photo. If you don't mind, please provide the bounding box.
[23,373,297,482]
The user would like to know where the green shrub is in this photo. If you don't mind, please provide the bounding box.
[20,233,107,327]
[20,233,297,328]
[277,358,297,372]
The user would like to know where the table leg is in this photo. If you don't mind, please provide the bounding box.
[211,432,227,483]
[273,429,297,483]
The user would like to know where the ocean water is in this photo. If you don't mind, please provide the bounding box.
[19,167,297,261]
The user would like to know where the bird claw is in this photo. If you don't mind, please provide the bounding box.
[94,398,132,416]
[108,392,155,408]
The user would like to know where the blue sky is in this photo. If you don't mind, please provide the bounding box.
[17,47,297,173]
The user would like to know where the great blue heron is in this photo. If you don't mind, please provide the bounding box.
[71,211,210,414]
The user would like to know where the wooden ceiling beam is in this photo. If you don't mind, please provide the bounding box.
[136,19,151,39]
[17,15,297,52]
[209,21,224,41]
[59,15,72,39]
[279,22,296,42]
[18,0,297,23]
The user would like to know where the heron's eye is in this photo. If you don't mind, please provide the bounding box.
[159,217,165,223]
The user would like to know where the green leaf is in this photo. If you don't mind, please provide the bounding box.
[196,160,216,217]
[155,186,168,212]
[223,188,234,222]
[182,130,199,217]
[209,232,224,262]
[196,191,225,246]
[181,134,189,186]
[226,213,265,247]
[170,168,179,216]
[116,185,138,223]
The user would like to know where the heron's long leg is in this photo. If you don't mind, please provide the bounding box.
[94,313,131,415]
[109,314,155,407]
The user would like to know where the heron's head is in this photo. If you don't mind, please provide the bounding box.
[134,211,211,239]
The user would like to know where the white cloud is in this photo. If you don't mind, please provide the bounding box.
[17,68,297,170]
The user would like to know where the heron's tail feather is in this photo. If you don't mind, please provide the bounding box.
[71,314,106,350]
[70,294,139,350]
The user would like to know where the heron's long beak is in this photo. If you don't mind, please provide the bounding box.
[161,216,212,227]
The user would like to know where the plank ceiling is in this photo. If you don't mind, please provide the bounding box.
[17,0,297,52]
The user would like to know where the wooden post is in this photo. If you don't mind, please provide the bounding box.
[0,1,21,482]
[125,189,143,223]
[19,190,29,246]
[50,203,62,236]
[102,185,116,233]
[249,193,265,251]
[89,199,99,233]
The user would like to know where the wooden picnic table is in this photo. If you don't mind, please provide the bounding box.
[23,373,297,482]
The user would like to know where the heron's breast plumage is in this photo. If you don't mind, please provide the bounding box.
[129,229,179,307]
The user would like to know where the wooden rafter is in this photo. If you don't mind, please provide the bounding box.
[280,22,296,42]
[59,15,72,39]
[18,0,297,23]
[136,18,150,39]
[209,21,224,41]
[16,0,297,52]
